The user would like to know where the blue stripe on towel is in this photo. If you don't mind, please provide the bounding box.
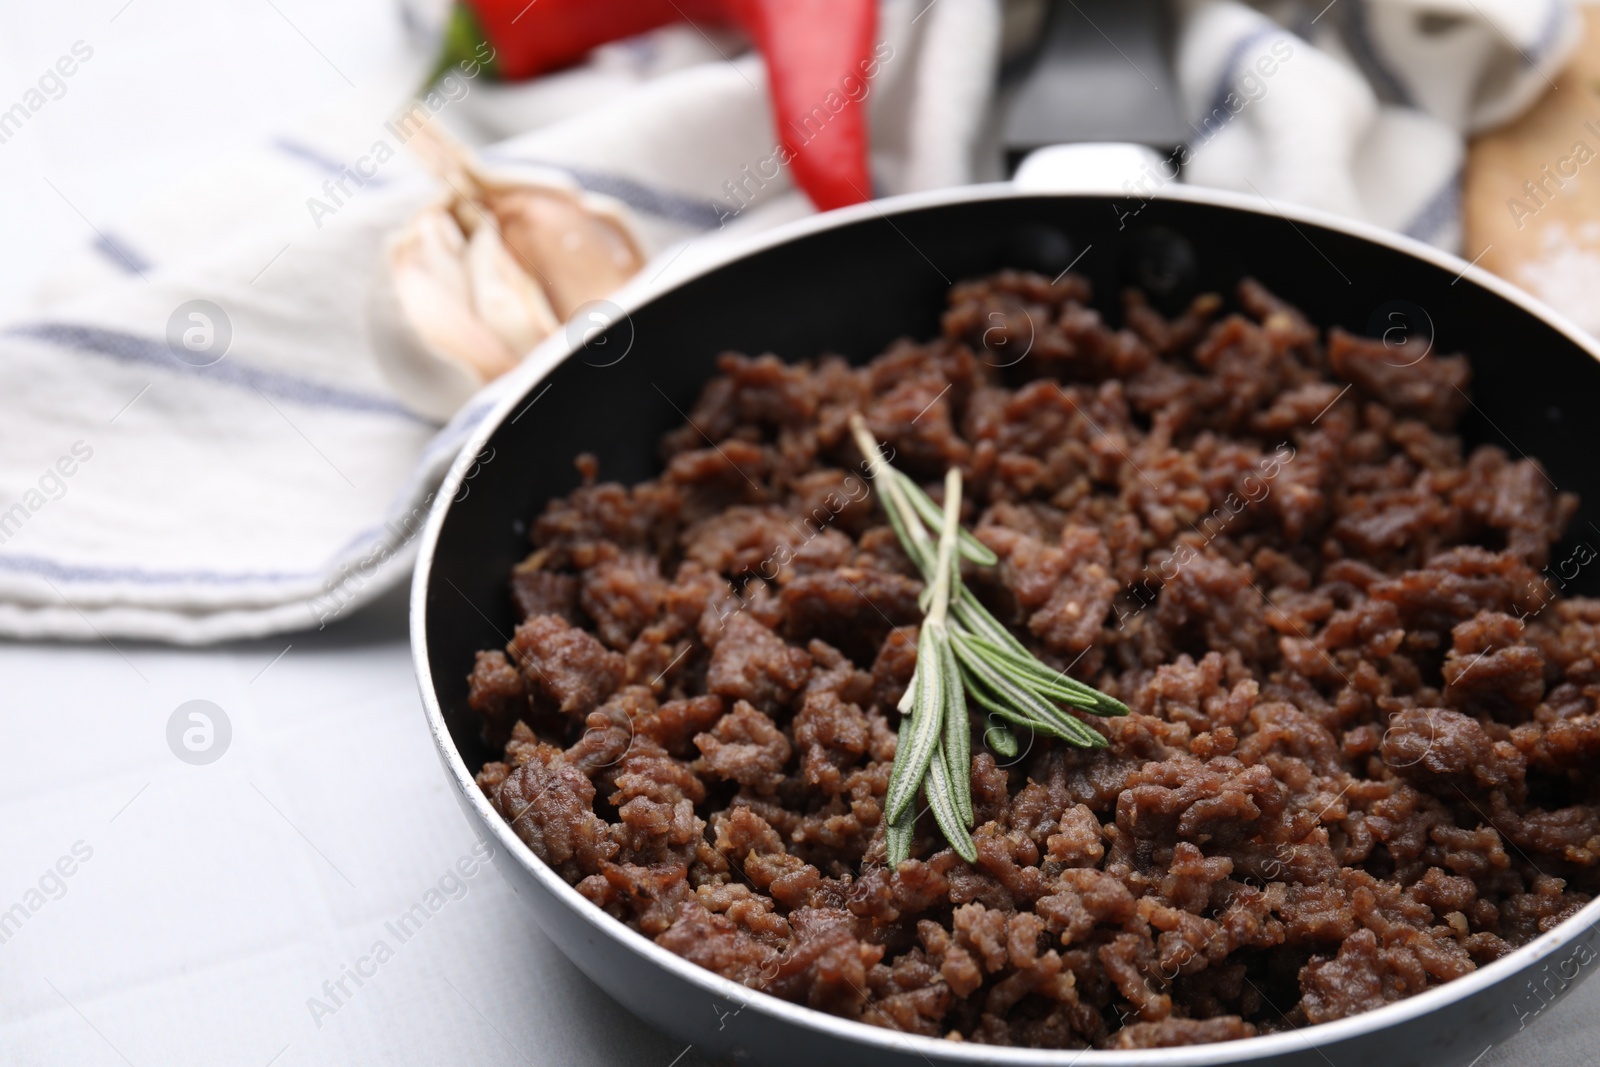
[93,232,152,276]
[318,400,496,561]
[1345,0,1415,109]
[1189,25,1282,149]
[273,137,389,185]
[0,553,320,585]
[0,393,497,588]
[479,154,726,230]
[7,323,429,423]
[1401,170,1461,246]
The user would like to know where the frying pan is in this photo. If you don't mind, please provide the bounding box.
[410,182,1600,1066]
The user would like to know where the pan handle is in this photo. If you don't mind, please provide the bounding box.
[1012,142,1168,196]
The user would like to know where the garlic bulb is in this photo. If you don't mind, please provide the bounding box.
[373,122,646,420]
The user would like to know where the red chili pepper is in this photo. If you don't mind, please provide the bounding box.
[721,0,877,212]
[442,0,877,212]
[454,0,723,82]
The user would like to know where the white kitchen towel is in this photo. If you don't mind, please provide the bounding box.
[0,0,1575,644]
[0,0,1002,645]
[1174,0,1580,252]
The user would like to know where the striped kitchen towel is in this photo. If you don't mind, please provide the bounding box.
[1172,0,1580,253]
[0,0,1003,643]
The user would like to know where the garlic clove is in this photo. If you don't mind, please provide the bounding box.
[490,188,645,319]
[368,261,483,423]
[404,204,473,306]
[389,213,518,382]
[391,265,518,382]
[464,216,559,358]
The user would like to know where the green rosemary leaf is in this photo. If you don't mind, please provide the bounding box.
[975,651,1102,707]
[992,648,1129,716]
[951,634,1080,733]
[950,586,1032,658]
[954,598,1131,717]
[965,635,1111,708]
[938,635,973,828]
[885,624,946,824]
[965,688,1082,743]
[886,811,914,867]
[952,634,1108,748]
[892,470,999,566]
[897,662,918,714]
[850,416,937,570]
[882,484,934,576]
[1037,705,1110,749]
[1074,689,1130,717]
[955,659,1018,718]
[984,718,1020,757]
[962,675,1080,745]
[885,713,913,818]
[926,747,978,862]
[885,713,916,867]
[1014,690,1110,748]
[1083,694,1129,717]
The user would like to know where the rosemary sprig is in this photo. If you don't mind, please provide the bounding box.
[849,415,1129,866]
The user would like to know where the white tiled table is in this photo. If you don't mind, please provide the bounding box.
[0,590,712,1066]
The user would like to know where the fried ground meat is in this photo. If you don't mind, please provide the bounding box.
[467,271,1600,1049]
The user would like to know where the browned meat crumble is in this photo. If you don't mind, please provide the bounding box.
[467,270,1600,1049]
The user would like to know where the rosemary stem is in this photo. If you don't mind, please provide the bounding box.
[925,467,961,630]
[849,415,935,569]
[851,409,1125,867]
